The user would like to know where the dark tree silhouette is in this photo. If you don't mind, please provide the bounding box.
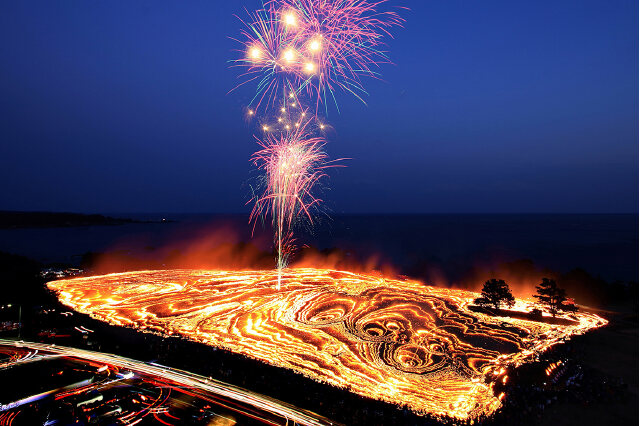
[473,279,515,309]
[528,307,543,319]
[533,278,577,317]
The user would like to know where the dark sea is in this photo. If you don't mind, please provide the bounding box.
[0,214,637,284]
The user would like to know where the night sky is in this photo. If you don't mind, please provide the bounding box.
[1,0,637,214]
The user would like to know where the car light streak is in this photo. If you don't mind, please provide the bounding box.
[0,338,338,426]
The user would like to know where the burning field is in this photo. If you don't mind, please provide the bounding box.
[47,268,607,420]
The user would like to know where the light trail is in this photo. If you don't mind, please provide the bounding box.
[0,339,338,426]
[0,379,93,412]
[47,269,607,420]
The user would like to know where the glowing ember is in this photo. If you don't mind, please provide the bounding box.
[48,269,606,420]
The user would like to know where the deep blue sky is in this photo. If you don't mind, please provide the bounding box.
[1,0,637,214]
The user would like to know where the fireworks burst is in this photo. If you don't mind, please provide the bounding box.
[233,0,403,113]
[232,0,402,282]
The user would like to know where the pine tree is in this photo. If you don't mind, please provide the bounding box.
[533,278,577,317]
[474,279,515,309]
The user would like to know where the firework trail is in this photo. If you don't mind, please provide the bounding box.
[232,0,401,284]
[249,118,336,287]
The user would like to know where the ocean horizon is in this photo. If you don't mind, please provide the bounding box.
[0,213,636,286]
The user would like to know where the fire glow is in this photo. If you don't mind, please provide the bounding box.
[48,269,606,420]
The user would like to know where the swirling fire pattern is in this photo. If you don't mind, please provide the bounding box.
[48,269,606,420]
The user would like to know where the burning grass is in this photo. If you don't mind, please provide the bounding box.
[48,268,607,420]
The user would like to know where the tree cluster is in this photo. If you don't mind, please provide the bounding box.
[473,277,578,317]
